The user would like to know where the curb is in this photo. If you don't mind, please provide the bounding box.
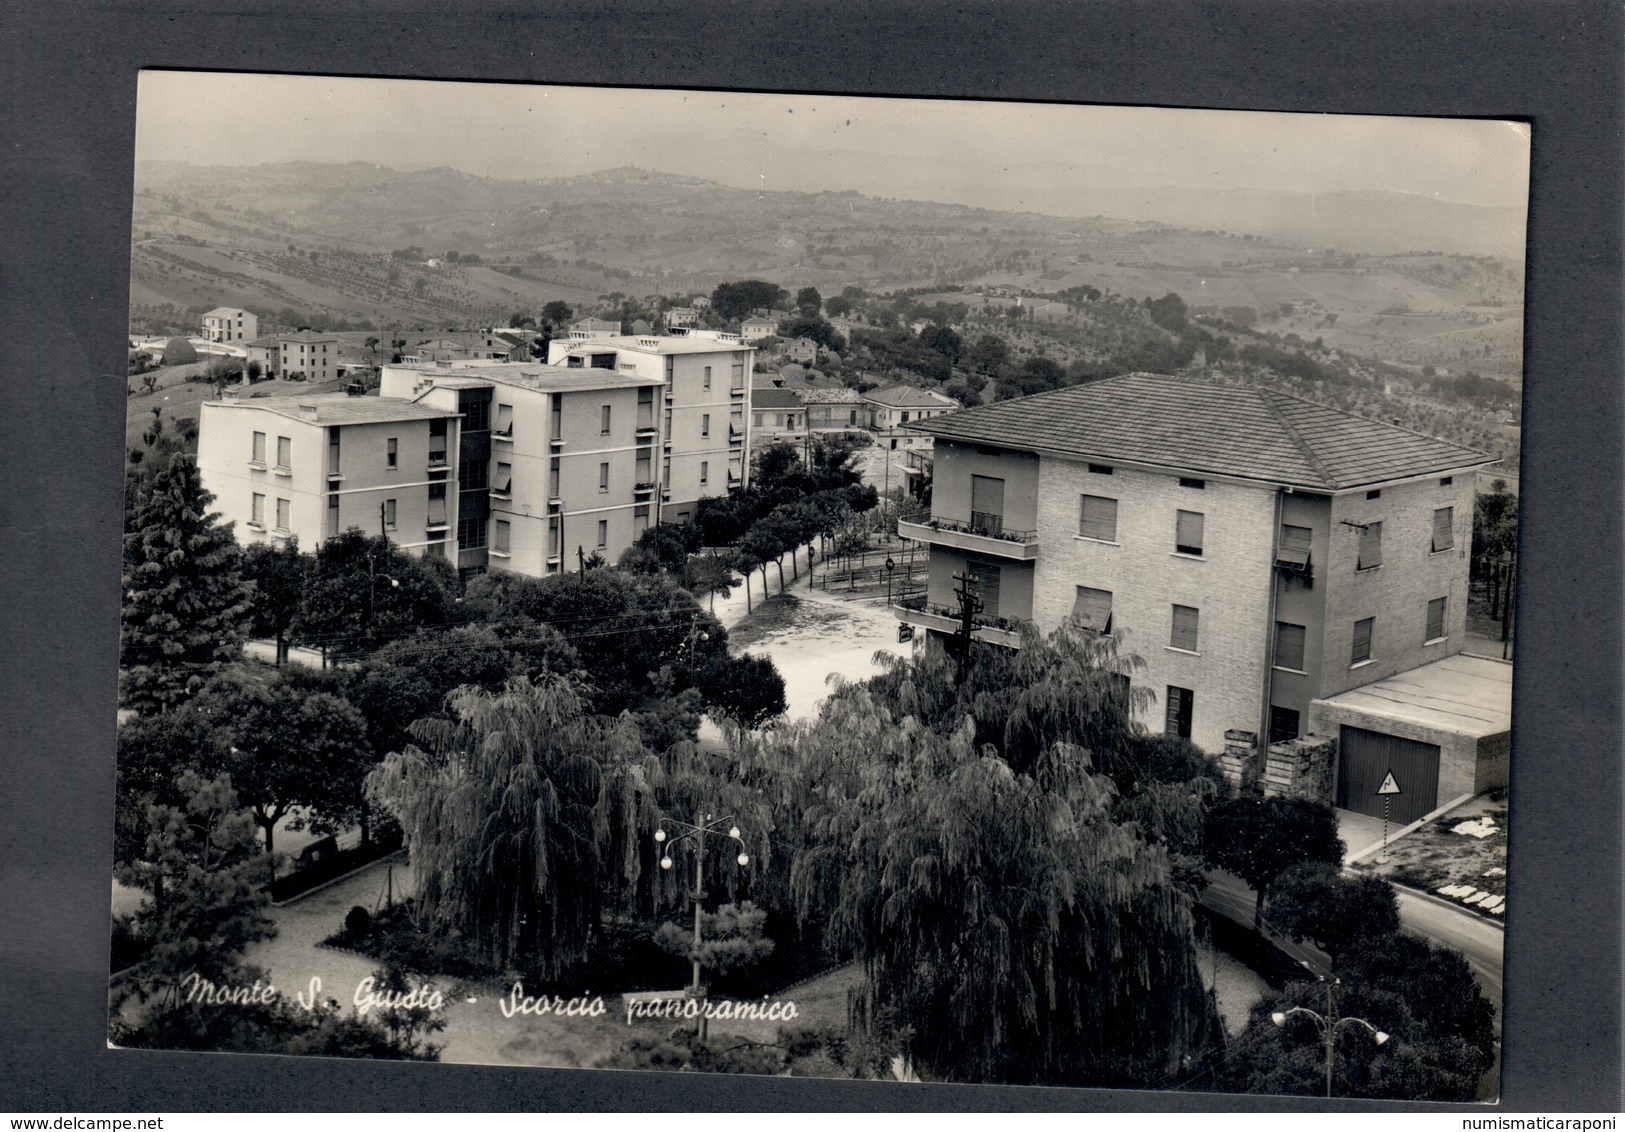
[1343,791,1476,865]
[1390,881,1507,929]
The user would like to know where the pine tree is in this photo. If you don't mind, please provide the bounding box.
[120,453,253,713]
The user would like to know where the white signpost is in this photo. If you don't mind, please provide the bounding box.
[1376,770,1401,862]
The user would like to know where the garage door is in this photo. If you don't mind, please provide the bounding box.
[1337,726,1440,824]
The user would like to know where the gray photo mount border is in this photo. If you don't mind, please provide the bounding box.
[3,0,1619,1114]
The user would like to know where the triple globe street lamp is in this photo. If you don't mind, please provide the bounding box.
[1271,975,1390,1099]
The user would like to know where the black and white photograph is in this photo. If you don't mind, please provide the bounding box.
[108,71,1530,1101]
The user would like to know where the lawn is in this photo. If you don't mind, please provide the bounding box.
[1350,793,1508,920]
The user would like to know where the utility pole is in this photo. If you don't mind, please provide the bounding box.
[578,544,587,578]
[951,570,982,679]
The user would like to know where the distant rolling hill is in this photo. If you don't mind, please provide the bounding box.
[128,161,1525,336]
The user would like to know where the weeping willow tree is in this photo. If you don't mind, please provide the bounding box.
[366,676,664,978]
[760,625,1222,1087]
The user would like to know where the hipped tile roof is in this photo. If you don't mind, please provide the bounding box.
[910,372,1492,490]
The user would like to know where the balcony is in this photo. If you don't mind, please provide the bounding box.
[548,435,565,450]
[492,430,514,443]
[634,480,657,494]
[427,451,449,470]
[894,595,1028,649]
[896,514,1040,561]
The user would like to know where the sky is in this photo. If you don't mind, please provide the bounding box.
[135,72,1531,212]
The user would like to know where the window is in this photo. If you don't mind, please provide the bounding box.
[428,482,447,525]
[599,462,610,492]
[1366,489,1382,500]
[251,431,267,465]
[1170,605,1200,652]
[1440,476,1453,486]
[1357,521,1383,570]
[753,412,763,427]
[387,438,398,469]
[494,403,514,436]
[731,363,745,387]
[1088,463,1113,475]
[1179,477,1206,490]
[1278,524,1313,565]
[383,498,397,530]
[596,519,608,549]
[327,495,339,536]
[429,418,447,463]
[1269,706,1301,745]
[250,493,265,526]
[1079,494,1119,542]
[461,398,490,432]
[701,413,711,437]
[703,366,712,390]
[1432,507,1454,552]
[1073,586,1113,633]
[1352,617,1374,664]
[970,475,1005,535]
[700,461,709,484]
[275,435,291,470]
[900,411,910,424]
[1274,622,1307,671]
[1165,686,1194,740]
[494,462,512,495]
[1426,597,1448,642]
[492,519,510,554]
[601,405,612,435]
[328,430,341,476]
[275,497,290,531]
[457,516,487,549]
[459,459,488,491]
[1175,510,1205,556]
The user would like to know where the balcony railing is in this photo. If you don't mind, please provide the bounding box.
[894,595,1030,647]
[634,480,657,493]
[897,514,1040,560]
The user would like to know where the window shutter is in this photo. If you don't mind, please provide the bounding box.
[1274,622,1307,670]
[1079,495,1119,541]
[494,520,510,553]
[495,462,512,493]
[1358,521,1384,569]
[1432,507,1454,552]
[1176,510,1205,555]
[1352,617,1374,663]
[495,403,514,434]
[1171,605,1200,651]
[1426,597,1447,641]
[1278,524,1312,565]
[970,475,1005,516]
[1073,587,1113,633]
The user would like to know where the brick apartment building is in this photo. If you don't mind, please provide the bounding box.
[898,372,1508,818]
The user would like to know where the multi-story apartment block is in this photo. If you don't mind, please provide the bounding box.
[866,385,958,450]
[665,307,699,330]
[197,390,463,562]
[898,372,1507,818]
[545,335,755,523]
[202,307,257,344]
[276,331,338,382]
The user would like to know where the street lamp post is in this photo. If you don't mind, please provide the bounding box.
[1271,976,1390,1098]
[654,812,749,1038]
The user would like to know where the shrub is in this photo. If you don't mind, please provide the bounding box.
[344,905,372,940]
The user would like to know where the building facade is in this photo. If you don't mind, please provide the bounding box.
[276,331,338,382]
[202,307,257,344]
[897,373,1494,768]
[197,391,462,562]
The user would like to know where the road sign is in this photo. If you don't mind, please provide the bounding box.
[1376,771,1401,795]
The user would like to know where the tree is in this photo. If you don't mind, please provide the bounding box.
[1204,795,1345,933]
[206,673,370,860]
[710,280,790,321]
[794,286,823,315]
[121,454,254,713]
[114,771,275,1004]
[965,333,1010,377]
[294,530,458,661]
[696,652,786,728]
[366,677,664,978]
[1267,861,1400,963]
[161,337,197,366]
[1146,292,1190,333]
[541,300,574,326]
[242,538,309,665]
[654,900,775,974]
[917,324,963,363]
